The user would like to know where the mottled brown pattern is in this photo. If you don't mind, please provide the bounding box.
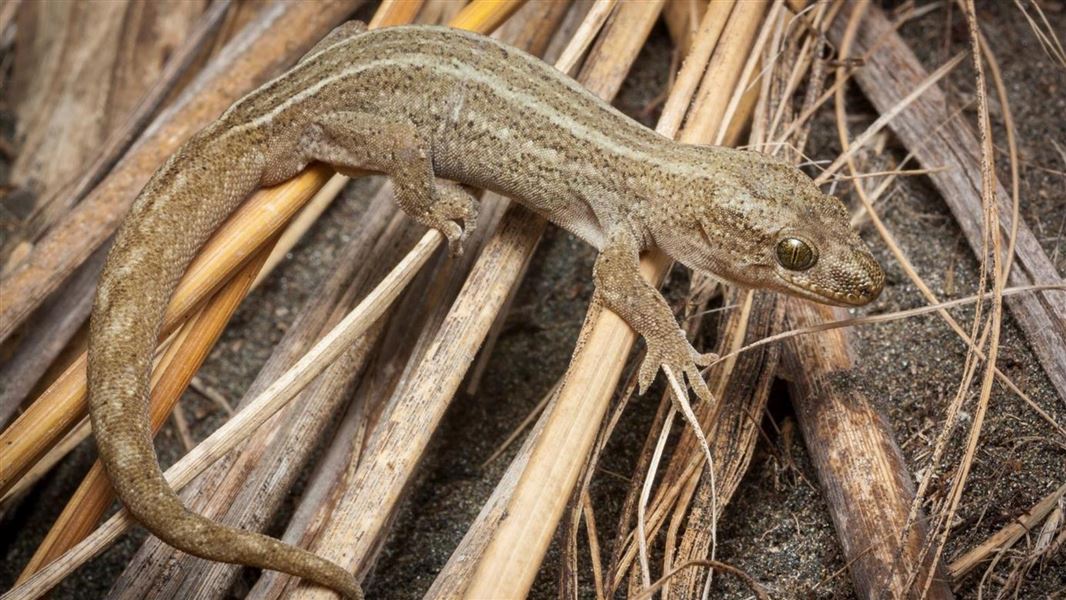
[88,23,883,599]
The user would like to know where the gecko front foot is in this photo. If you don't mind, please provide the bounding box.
[425,181,479,255]
[638,330,718,403]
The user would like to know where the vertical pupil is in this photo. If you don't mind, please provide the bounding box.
[778,238,814,270]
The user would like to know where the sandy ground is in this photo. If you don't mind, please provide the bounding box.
[2,1,1064,598]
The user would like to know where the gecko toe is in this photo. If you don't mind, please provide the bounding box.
[442,221,464,255]
[693,351,718,367]
[637,355,658,394]
[685,366,713,404]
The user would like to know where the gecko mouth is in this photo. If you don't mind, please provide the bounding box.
[778,247,886,307]
[780,273,883,307]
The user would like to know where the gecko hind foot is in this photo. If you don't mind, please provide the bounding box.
[428,181,479,255]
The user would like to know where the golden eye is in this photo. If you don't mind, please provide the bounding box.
[776,237,817,271]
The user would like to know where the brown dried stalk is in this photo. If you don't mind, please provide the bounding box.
[782,298,954,599]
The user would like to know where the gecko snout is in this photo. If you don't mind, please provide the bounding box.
[840,250,885,305]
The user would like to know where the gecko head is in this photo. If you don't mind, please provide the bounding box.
[757,195,885,307]
[655,148,884,307]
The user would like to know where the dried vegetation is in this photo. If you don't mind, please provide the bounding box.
[0,0,1063,599]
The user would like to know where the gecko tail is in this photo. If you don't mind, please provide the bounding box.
[85,135,362,598]
[87,388,361,597]
[138,489,362,598]
[88,281,361,598]
[89,398,361,598]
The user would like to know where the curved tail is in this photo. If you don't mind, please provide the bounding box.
[87,139,361,598]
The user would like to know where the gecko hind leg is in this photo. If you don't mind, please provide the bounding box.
[306,111,479,255]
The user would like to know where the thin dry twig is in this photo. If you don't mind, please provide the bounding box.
[948,482,1066,582]
[630,559,771,600]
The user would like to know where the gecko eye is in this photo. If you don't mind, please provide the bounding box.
[776,237,817,271]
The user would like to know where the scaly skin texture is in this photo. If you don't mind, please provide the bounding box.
[88,23,884,599]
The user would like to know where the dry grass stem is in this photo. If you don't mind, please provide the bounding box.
[638,407,676,589]
[1012,0,1066,66]
[480,380,559,469]
[631,559,771,600]
[914,4,1007,595]
[814,51,966,185]
[255,173,351,288]
[708,284,1063,373]
[553,0,618,76]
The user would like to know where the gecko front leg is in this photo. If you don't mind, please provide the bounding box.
[593,228,717,402]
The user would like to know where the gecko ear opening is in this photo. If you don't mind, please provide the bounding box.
[696,218,715,247]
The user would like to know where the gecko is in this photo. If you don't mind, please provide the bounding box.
[87,22,884,599]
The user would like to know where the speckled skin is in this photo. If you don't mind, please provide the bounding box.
[88,23,883,599]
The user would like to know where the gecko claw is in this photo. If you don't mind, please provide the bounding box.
[431,181,479,256]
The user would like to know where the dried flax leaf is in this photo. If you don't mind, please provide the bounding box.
[783,299,955,599]
[0,247,103,428]
[4,0,208,255]
[663,292,783,598]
